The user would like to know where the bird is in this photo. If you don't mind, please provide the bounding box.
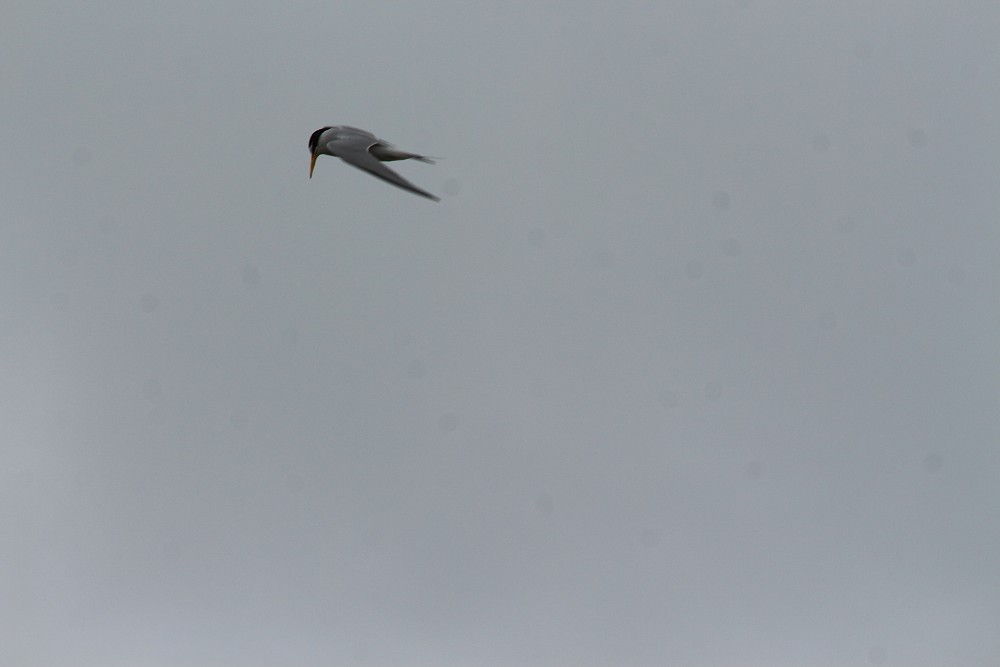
[308,126,439,201]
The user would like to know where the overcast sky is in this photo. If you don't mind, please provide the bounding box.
[3,2,999,665]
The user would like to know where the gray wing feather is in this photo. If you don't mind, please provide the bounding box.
[326,135,439,201]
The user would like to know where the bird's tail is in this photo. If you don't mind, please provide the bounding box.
[370,144,440,164]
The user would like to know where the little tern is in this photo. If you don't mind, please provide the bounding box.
[308,126,439,201]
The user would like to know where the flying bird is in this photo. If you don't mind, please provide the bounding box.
[308,126,439,201]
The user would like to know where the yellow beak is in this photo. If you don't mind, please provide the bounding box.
[309,153,318,179]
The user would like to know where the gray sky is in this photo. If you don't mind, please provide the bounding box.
[3,2,999,665]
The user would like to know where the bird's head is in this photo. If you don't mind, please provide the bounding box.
[308,126,332,178]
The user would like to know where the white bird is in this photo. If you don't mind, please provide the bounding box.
[308,126,439,201]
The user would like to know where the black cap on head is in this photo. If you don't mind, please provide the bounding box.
[308,126,332,154]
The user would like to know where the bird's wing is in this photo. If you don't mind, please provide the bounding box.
[336,126,379,141]
[326,136,439,201]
